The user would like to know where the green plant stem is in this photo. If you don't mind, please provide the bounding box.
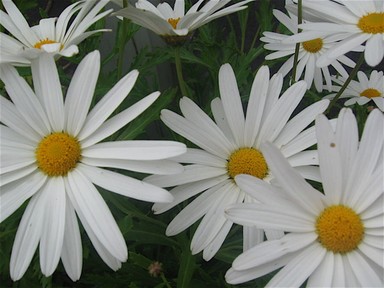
[291,0,302,84]
[117,0,129,80]
[325,53,365,115]
[160,273,173,288]
[174,46,188,97]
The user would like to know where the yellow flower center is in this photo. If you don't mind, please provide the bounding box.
[227,148,268,179]
[34,39,61,49]
[167,17,180,29]
[360,88,381,98]
[302,38,323,53]
[357,13,384,34]
[35,132,81,177]
[316,205,364,253]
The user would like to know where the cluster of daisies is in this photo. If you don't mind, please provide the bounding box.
[0,0,383,287]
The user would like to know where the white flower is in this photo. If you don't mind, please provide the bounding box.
[225,108,384,287]
[0,50,186,281]
[145,63,330,260]
[0,0,112,66]
[284,0,384,67]
[113,0,252,41]
[261,9,359,92]
[326,70,384,112]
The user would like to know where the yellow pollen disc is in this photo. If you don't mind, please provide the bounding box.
[358,13,384,34]
[360,88,381,98]
[316,205,364,254]
[35,132,81,177]
[168,17,181,29]
[302,38,323,53]
[34,39,60,49]
[227,148,268,179]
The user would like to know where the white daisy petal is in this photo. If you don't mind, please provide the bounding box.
[257,81,307,144]
[79,70,139,140]
[179,97,235,151]
[202,219,233,260]
[191,183,238,255]
[1,146,35,174]
[262,143,325,214]
[60,196,82,282]
[31,54,64,131]
[243,226,264,251]
[346,250,383,286]
[64,177,122,271]
[334,109,359,191]
[0,164,37,187]
[0,171,46,222]
[307,252,334,287]
[0,97,41,142]
[10,191,46,281]
[170,148,226,167]
[81,157,184,175]
[2,0,38,45]
[81,92,160,148]
[0,124,36,150]
[234,174,313,218]
[145,164,227,187]
[77,164,173,203]
[267,243,326,288]
[287,150,318,167]
[346,109,383,205]
[233,233,317,270]
[166,182,231,236]
[211,98,234,143]
[39,177,66,277]
[66,170,127,262]
[226,203,314,232]
[64,51,100,136]
[353,168,383,215]
[82,140,186,161]
[0,65,51,135]
[152,175,228,214]
[225,253,293,285]
[219,63,245,146]
[358,242,384,267]
[244,66,270,147]
[364,34,384,67]
[161,109,231,157]
[315,114,343,203]
[274,99,329,147]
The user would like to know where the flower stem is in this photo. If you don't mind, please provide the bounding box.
[325,53,365,115]
[160,273,173,288]
[174,46,188,97]
[291,0,302,84]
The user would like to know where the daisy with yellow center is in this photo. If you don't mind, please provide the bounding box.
[284,0,384,67]
[326,70,384,112]
[0,0,112,66]
[260,9,359,92]
[145,63,330,260]
[226,108,384,287]
[113,0,253,44]
[0,51,186,281]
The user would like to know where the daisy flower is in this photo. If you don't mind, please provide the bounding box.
[284,0,384,67]
[326,70,384,112]
[0,50,186,281]
[113,0,253,44]
[261,9,359,92]
[145,63,330,260]
[225,108,384,287]
[0,0,112,66]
